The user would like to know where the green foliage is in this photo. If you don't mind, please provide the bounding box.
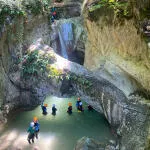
[69,74,93,89]
[22,0,50,15]
[20,50,49,77]
[88,0,132,19]
[47,67,93,88]
[140,7,150,19]
[0,0,51,25]
[0,3,26,25]
[109,0,131,18]
[47,65,64,81]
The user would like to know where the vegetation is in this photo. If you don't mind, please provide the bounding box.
[47,65,64,81]
[46,64,92,89]
[0,0,51,25]
[0,0,52,60]
[69,74,93,89]
[88,0,132,20]
[20,50,50,77]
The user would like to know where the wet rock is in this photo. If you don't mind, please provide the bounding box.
[74,137,105,150]
[105,145,116,150]
[109,140,116,146]
[54,2,81,19]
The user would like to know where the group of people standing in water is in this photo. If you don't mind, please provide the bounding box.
[41,97,93,115]
[27,97,93,144]
[68,97,93,114]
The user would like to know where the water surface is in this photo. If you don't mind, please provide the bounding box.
[0,96,115,150]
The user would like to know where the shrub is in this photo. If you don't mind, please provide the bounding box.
[20,50,49,77]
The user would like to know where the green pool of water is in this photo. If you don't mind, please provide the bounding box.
[0,96,115,150]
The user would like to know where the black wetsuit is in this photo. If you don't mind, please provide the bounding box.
[52,106,57,115]
[67,106,72,114]
[88,105,93,111]
[42,106,47,115]
[34,122,40,139]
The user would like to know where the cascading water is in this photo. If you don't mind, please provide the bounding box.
[58,31,68,59]
[58,23,74,59]
[50,18,85,64]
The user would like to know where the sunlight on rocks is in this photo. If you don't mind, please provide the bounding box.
[55,56,69,70]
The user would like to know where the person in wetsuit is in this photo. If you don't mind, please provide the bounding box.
[76,97,84,112]
[41,103,48,115]
[76,97,80,111]
[27,122,35,144]
[79,101,84,112]
[33,117,40,139]
[67,102,72,114]
[52,104,57,115]
[87,105,93,111]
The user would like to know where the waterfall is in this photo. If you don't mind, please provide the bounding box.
[58,23,74,59]
[58,31,68,59]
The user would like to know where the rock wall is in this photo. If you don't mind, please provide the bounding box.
[70,66,150,150]
[0,14,50,122]
[0,0,85,120]
[83,1,150,95]
[0,1,149,149]
[82,1,150,149]
[22,40,149,150]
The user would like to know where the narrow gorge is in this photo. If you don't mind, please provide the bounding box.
[0,0,150,150]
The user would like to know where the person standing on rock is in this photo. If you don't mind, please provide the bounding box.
[51,6,57,23]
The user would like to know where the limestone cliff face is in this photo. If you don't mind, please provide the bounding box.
[83,0,150,96]
[82,1,150,149]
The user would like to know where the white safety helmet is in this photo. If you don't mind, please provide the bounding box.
[30,122,34,127]
[79,102,82,106]
[52,104,55,107]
